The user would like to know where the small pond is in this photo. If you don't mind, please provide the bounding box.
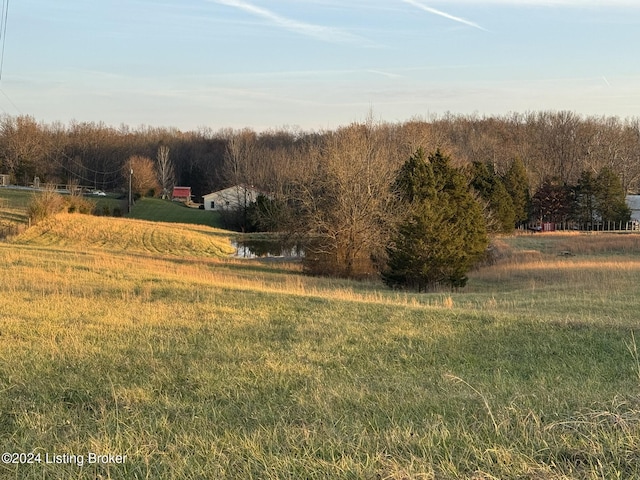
[232,238,305,259]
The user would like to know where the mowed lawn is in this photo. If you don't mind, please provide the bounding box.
[1,217,640,479]
[0,189,221,228]
[127,197,223,228]
[0,187,32,225]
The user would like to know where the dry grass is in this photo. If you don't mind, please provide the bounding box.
[502,231,640,256]
[480,234,640,284]
[11,212,235,257]
[465,232,640,329]
[3,218,640,478]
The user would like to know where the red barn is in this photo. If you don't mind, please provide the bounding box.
[172,186,192,202]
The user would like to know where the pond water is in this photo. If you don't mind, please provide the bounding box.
[232,238,304,259]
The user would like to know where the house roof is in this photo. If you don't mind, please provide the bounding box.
[202,185,268,199]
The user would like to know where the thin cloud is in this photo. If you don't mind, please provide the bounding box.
[209,0,368,44]
[401,0,487,31]
[427,0,639,5]
[366,69,404,79]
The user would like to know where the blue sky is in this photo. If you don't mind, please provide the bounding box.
[3,0,640,131]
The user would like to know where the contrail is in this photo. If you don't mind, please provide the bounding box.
[401,0,487,31]
[209,0,367,44]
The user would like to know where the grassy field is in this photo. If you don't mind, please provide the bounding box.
[0,187,124,232]
[128,197,223,228]
[1,219,640,479]
[0,187,31,232]
[0,189,221,226]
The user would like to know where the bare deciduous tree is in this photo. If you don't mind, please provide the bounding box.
[156,145,175,199]
[124,155,160,198]
[293,119,399,278]
[222,128,258,188]
[0,115,47,184]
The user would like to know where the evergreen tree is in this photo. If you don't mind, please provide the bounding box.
[468,161,494,198]
[392,147,435,203]
[469,161,516,233]
[595,166,631,224]
[572,170,598,226]
[489,179,516,233]
[384,150,488,291]
[502,157,531,226]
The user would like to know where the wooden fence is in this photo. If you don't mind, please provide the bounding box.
[522,221,640,233]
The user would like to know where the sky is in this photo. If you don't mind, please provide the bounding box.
[2,0,640,131]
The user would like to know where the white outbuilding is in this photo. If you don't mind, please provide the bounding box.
[202,185,267,211]
[626,195,640,222]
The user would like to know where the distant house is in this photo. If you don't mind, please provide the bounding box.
[202,185,267,211]
[172,186,192,202]
[626,195,640,222]
[0,174,9,186]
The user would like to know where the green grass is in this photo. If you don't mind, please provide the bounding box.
[2,219,640,478]
[0,187,31,224]
[0,189,221,236]
[91,195,127,215]
[0,187,125,225]
[128,197,223,228]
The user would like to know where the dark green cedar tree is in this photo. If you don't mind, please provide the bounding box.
[469,161,516,233]
[573,170,598,226]
[502,157,531,226]
[384,149,488,291]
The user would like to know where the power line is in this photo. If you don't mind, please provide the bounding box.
[0,2,22,117]
[0,0,8,82]
[0,87,20,114]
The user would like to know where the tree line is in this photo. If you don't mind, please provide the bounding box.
[1,111,639,198]
[1,111,638,289]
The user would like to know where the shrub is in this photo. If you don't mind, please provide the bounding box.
[0,221,24,239]
[27,187,97,224]
[27,188,65,224]
[65,195,94,214]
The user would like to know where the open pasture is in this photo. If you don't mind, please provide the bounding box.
[128,197,223,228]
[1,221,640,479]
[0,188,31,235]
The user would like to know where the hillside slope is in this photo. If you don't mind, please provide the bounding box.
[11,213,235,257]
